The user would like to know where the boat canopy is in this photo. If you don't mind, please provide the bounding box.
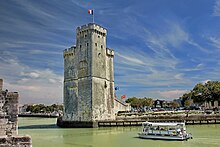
[142,122,185,127]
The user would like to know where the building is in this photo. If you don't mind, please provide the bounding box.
[58,23,130,128]
[114,98,131,113]
[202,101,220,110]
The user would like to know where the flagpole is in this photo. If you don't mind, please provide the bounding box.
[93,9,95,23]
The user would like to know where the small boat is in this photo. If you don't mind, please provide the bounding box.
[138,121,193,141]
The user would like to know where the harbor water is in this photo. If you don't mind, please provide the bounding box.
[18,117,220,147]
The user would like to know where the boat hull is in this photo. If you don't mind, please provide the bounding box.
[138,133,192,141]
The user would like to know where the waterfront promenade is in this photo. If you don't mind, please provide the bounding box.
[57,112,220,128]
[99,114,220,127]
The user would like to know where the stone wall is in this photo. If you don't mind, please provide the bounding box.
[114,98,131,113]
[63,23,115,124]
[0,136,32,147]
[0,80,31,147]
[0,81,19,136]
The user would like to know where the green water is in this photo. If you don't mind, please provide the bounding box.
[18,117,220,147]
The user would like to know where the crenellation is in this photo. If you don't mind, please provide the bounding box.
[77,23,107,38]
[64,46,77,58]
[106,48,114,57]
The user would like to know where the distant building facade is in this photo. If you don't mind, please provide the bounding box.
[114,98,131,113]
[202,101,220,109]
[59,23,130,127]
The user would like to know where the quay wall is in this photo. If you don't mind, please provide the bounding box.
[19,114,59,118]
[116,114,220,122]
[57,114,220,128]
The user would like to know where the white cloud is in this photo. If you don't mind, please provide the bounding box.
[158,89,188,99]
[208,36,220,49]
[163,23,189,47]
[115,52,145,66]
[201,79,211,84]
[22,72,40,78]
[174,73,184,80]
[15,0,55,19]
[0,56,63,104]
[213,0,220,16]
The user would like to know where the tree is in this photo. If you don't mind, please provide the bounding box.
[125,97,153,111]
[180,81,220,106]
[143,97,153,107]
[206,81,220,101]
[171,101,179,108]
[25,104,63,113]
[184,99,193,107]
[181,92,192,106]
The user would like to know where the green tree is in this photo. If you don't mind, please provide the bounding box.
[171,101,179,108]
[180,81,220,106]
[143,97,153,107]
[126,97,154,111]
[184,99,193,107]
[25,104,63,113]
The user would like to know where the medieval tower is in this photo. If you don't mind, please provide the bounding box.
[59,23,115,127]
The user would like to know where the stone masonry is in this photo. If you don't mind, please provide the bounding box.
[0,83,19,136]
[0,79,32,146]
[62,23,115,125]
[57,23,131,128]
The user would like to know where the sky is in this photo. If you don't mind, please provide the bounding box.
[0,0,220,104]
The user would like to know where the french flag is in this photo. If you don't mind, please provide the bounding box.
[88,9,93,15]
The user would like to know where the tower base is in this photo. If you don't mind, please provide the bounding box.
[56,117,98,128]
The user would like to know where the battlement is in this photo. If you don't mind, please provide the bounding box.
[106,48,114,57]
[77,23,107,37]
[63,46,76,58]
[77,23,107,32]
[6,92,19,99]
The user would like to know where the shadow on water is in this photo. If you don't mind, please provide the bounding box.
[19,124,58,130]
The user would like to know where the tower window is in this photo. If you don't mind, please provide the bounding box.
[98,53,101,57]
[101,45,103,49]
[80,45,82,48]
[98,36,100,38]
[87,43,89,46]
[84,34,87,38]
[95,43,97,47]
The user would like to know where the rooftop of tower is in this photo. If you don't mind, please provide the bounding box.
[76,23,107,33]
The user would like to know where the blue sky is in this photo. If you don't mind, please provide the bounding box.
[0,0,220,104]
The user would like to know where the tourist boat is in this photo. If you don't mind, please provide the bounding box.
[138,122,193,141]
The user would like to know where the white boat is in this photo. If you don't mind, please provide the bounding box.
[138,122,193,141]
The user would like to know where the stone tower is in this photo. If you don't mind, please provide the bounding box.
[60,23,115,127]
